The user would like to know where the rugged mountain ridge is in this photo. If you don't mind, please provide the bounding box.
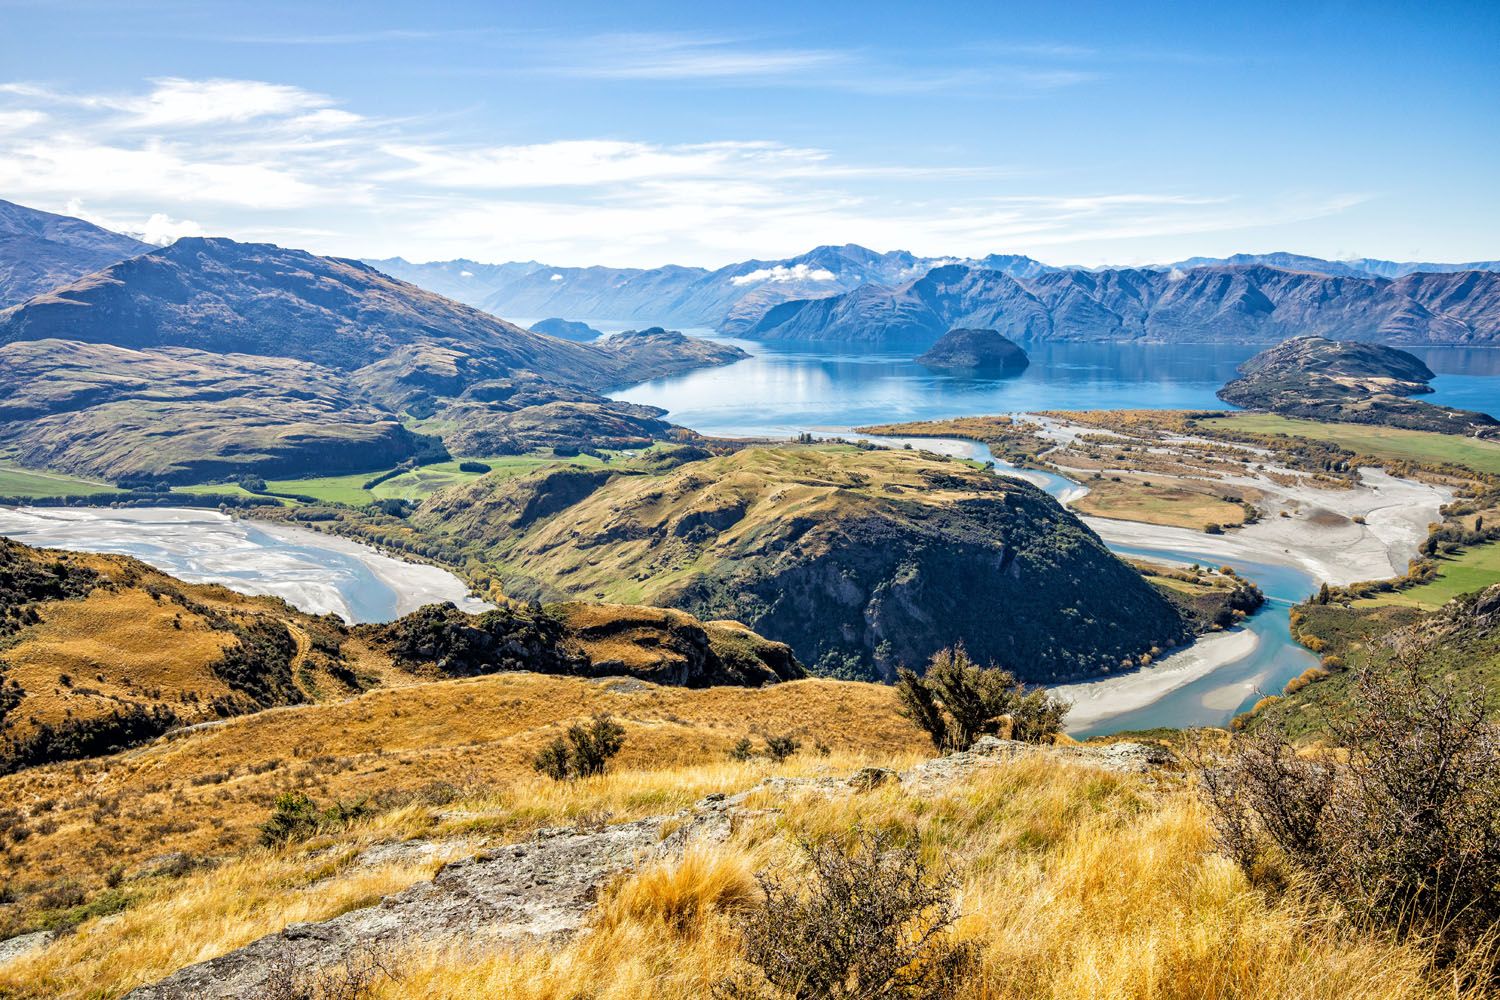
[0,198,149,308]
[1162,251,1500,280]
[747,263,1500,345]
[371,239,1500,340]
[0,237,745,482]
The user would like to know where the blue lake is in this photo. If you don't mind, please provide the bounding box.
[614,337,1498,733]
[612,336,1499,438]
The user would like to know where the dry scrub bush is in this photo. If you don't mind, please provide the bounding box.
[532,713,626,780]
[1202,647,1500,979]
[716,829,974,1000]
[896,646,1067,751]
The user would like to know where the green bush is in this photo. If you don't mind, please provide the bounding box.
[532,714,626,781]
[896,646,1068,751]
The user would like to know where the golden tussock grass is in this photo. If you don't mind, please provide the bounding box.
[354,755,1471,1000]
[0,677,1478,999]
[0,752,906,998]
[0,673,921,910]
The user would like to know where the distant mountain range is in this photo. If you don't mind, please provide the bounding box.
[0,198,149,308]
[368,244,941,331]
[0,198,1495,347]
[747,263,1500,345]
[369,245,1500,344]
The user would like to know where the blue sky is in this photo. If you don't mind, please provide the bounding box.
[0,0,1495,267]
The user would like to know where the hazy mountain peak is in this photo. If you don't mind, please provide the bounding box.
[0,198,151,308]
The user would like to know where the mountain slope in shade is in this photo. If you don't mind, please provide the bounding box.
[747,263,1500,346]
[0,339,432,484]
[0,198,149,308]
[0,237,746,482]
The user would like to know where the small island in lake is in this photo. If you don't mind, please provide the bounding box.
[1218,335,1497,434]
[915,328,1030,373]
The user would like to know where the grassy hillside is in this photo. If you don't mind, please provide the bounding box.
[0,696,1472,998]
[393,444,1194,681]
[0,537,803,776]
[0,340,430,485]
[0,672,918,947]
[1247,586,1500,740]
[0,464,120,500]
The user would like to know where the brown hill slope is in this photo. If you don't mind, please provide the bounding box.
[0,538,801,776]
[402,445,1193,681]
[0,672,914,949]
[0,198,148,308]
[0,340,430,484]
[0,238,745,482]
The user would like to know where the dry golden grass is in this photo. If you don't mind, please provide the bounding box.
[1069,474,1249,530]
[1,729,1480,1000]
[356,755,1472,1000]
[0,751,910,998]
[0,673,922,939]
[2,587,234,737]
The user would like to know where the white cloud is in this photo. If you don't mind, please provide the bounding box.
[0,110,44,132]
[0,75,1370,269]
[550,273,563,281]
[563,34,849,81]
[119,78,335,129]
[133,213,204,245]
[731,263,837,286]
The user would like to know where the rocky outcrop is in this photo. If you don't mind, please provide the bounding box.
[408,447,1194,683]
[122,736,1167,1000]
[359,599,804,688]
[529,317,602,341]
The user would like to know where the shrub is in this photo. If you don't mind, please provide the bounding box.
[717,830,974,999]
[764,733,801,763]
[532,714,626,781]
[896,646,1068,751]
[1202,650,1500,974]
[458,461,492,474]
[728,737,755,762]
[259,792,370,846]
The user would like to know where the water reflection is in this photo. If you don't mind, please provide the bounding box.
[613,337,1495,436]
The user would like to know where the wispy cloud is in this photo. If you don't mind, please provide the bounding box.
[560,33,850,81]
[0,75,1366,268]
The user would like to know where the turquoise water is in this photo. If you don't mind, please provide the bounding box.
[614,337,1496,733]
[613,337,1497,438]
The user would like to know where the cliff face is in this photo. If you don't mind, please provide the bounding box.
[746,264,1500,346]
[408,446,1193,682]
[1218,336,1497,433]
